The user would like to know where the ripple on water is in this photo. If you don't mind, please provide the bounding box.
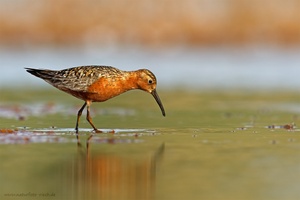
[0,128,155,144]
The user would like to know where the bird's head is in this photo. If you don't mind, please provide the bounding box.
[136,69,166,117]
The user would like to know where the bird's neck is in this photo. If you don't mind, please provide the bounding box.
[123,71,140,91]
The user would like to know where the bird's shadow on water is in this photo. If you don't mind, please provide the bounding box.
[62,133,165,200]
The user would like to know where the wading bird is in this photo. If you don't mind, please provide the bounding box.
[26,66,165,133]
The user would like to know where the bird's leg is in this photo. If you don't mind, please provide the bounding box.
[86,101,102,133]
[76,102,87,134]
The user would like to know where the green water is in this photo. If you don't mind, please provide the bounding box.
[1,89,300,200]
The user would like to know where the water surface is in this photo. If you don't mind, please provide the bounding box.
[1,90,300,200]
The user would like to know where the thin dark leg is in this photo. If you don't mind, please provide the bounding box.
[76,102,87,134]
[86,102,102,133]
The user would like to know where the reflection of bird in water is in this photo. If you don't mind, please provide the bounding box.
[25,66,166,133]
[65,136,165,200]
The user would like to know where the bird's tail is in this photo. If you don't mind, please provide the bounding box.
[25,68,56,81]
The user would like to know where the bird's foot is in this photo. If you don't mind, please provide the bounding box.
[109,129,115,134]
[94,129,103,133]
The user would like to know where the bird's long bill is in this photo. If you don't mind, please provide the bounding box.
[151,89,166,116]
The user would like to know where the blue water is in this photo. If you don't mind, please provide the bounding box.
[1,45,300,90]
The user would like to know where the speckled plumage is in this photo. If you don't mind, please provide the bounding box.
[25,65,165,134]
[27,66,125,92]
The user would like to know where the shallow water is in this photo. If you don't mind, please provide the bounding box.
[1,90,300,200]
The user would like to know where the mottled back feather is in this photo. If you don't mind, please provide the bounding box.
[26,66,124,92]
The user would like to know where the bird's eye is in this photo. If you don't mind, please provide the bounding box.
[148,79,153,84]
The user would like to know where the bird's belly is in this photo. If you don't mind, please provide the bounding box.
[85,91,120,102]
